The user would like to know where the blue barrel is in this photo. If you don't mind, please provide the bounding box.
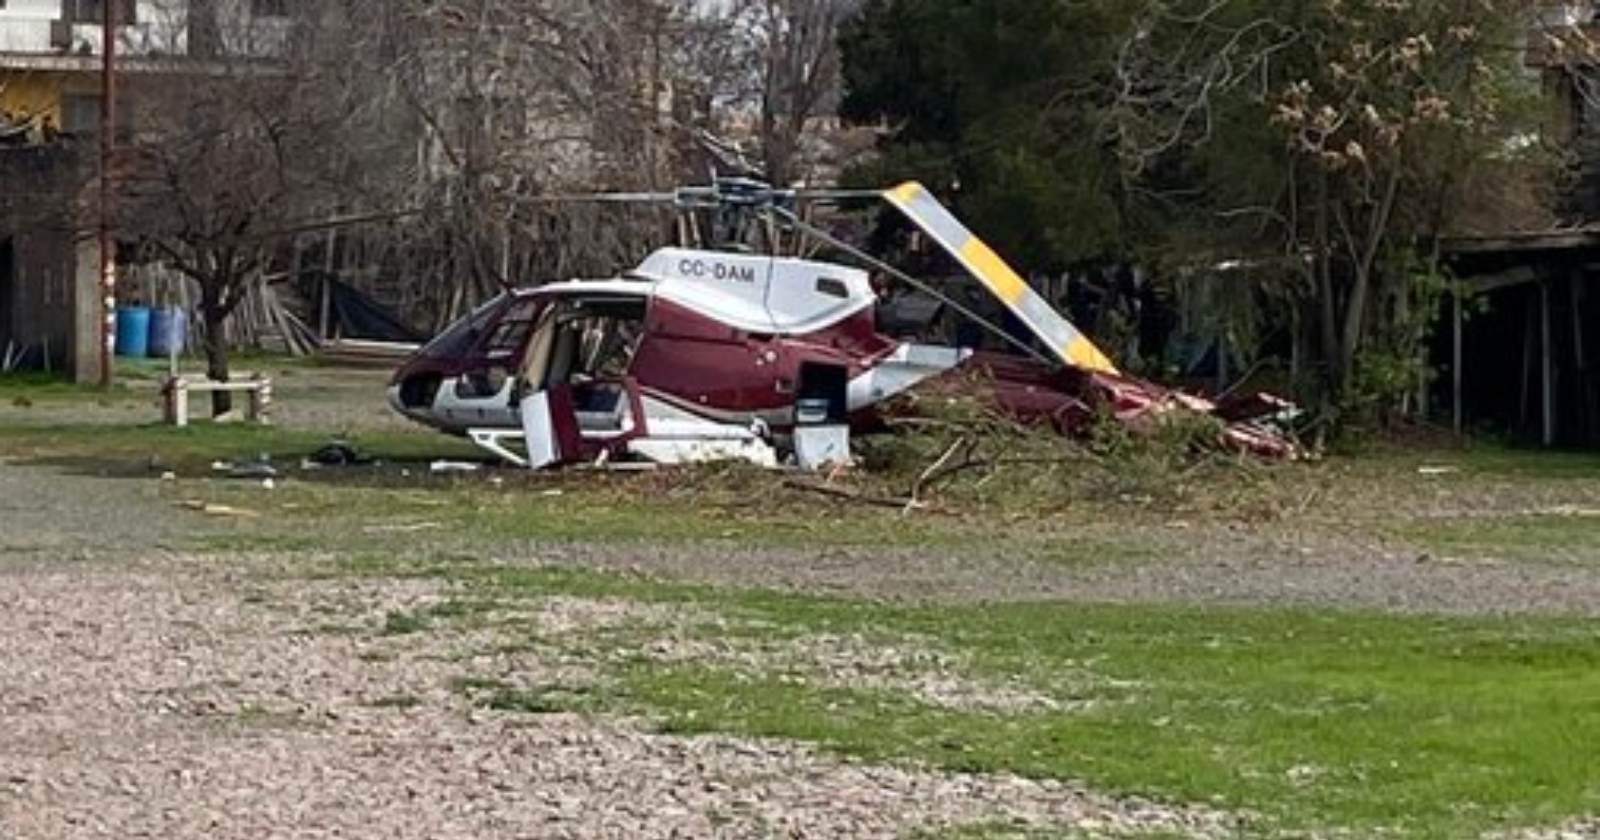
[147,307,187,357]
[115,306,151,357]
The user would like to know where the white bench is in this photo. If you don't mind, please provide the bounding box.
[162,374,273,427]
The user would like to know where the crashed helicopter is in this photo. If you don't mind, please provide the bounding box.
[387,178,1299,469]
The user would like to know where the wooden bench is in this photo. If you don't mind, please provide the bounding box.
[162,374,273,427]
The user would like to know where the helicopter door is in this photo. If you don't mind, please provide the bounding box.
[519,385,582,469]
[439,298,542,428]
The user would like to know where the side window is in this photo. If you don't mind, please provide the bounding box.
[417,293,505,360]
[484,298,540,358]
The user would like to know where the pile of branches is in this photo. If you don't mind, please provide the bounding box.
[789,372,1263,515]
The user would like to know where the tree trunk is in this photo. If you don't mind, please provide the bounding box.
[202,296,233,417]
[1314,169,1341,397]
[1338,167,1402,387]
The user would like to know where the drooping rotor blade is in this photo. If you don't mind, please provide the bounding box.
[783,188,885,204]
[509,191,681,205]
[881,182,1120,376]
[768,204,1056,367]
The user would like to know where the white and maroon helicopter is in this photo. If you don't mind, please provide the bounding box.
[386,177,1298,469]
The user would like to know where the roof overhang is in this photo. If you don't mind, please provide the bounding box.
[0,52,284,77]
[1442,228,1600,255]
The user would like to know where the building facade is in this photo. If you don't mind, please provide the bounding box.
[0,0,290,137]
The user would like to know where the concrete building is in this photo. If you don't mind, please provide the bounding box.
[0,1,288,382]
[0,1,291,137]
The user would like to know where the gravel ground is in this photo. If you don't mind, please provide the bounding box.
[0,562,1241,840]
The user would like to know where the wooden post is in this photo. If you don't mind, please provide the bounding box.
[320,229,336,338]
[1572,269,1590,443]
[1542,279,1555,447]
[1453,288,1463,436]
[1216,330,1228,393]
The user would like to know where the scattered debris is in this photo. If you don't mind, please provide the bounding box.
[430,460,482,474]
[784,479,925,512]
[361,522,443,534]
[308,441,373,467]
[177,500,259,518]
[1418,466,1460,476]
[228,461,279,480]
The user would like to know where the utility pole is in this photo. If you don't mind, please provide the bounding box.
[98,0,118,387]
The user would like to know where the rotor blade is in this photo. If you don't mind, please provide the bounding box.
[508,192,680,205]
[211,208,426,244]
[783,189,885,202]
[882,182,1120,375]
[766,204,1057,368]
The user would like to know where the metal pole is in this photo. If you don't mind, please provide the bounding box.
[98,0,118,387]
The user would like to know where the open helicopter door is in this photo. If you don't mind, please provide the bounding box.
[882,182,1120,375]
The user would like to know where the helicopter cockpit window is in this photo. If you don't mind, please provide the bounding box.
[484,299,541,359]
[417,293,505,359]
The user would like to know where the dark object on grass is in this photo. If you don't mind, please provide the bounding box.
[309,441,373,467]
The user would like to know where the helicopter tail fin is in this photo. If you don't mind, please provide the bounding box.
[882,182,1118,376]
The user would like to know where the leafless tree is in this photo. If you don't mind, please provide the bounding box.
[116,3,378,413]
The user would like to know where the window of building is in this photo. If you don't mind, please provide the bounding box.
[59,94,132,137]
[69,1,138,24]
[61,95,99,135]
[251,0,292,18]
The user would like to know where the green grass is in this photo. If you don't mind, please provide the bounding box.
[1399,512,1600,564]
[418,564,1600,839]
[0,421,477,473]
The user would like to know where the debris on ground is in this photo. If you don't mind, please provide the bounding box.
[308,441,375,468]
[894,362,1304,462]
[430,460,482,474]
[361,521,443,534]
[230,462,279,480]
[178,500,260,518]
[212,458,280,480]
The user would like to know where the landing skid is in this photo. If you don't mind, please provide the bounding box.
[465,428,778,470]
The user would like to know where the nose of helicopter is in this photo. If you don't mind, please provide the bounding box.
[385,382,407,417]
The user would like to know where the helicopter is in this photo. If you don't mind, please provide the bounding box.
[385,177,1299,469]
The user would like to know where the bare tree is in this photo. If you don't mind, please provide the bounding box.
[117,4,373,414]
[708,0,855,185]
